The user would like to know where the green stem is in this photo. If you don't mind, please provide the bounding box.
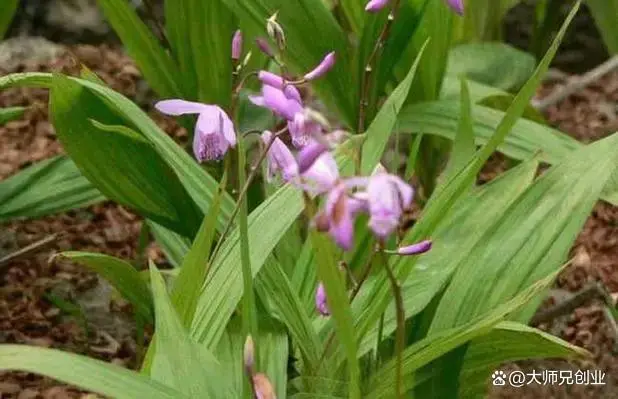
[377,248,404,399]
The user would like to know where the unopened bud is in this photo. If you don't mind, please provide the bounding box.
[315,282,330,316]
[394,240,432,256]
[256,38,275,58]
[244,335,255,372]
[232,30,243,60]
[304,52,336,81]
[266,12,286,51]
[253,373,277,399]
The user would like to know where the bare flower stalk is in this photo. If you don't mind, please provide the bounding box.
[357,0,403,135]
[377,245,404,399]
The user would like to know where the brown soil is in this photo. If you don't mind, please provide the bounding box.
[0,46,617,399]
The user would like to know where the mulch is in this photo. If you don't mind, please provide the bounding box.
[1,43,617,398]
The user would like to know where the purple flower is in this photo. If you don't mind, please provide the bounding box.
[155,99,236,162]
[304,52,336,81]
[365,0,390,12]
[316,183,367,250]
[363,173,413,238]
[299,151,340,196]
[315,282,329,316]
[446,0,464,15]
[297,140,329,174]
[395,240,432,255]
[249,84,303,121]
[232,30,243,60]
[261,131,298,182]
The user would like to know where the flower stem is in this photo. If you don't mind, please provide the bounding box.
[377,246,404,399]
[237,139,258,371]
[357,0,403,135]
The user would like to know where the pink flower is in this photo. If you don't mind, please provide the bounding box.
[249,84,303,122]
[304,52,336,81]
[316,183,367,250]
[315,282,329,316]
[364,173,413,238]
[297,140,329,174]
[299,151,340,197]
[232,30,243,60]
[261,131,298,182]
[155,99,236,162]
[365,0,390,12]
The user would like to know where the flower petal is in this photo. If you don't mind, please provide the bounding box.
[365,0,390,12]
[155,99,208,116]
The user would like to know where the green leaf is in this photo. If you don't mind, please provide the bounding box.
[58,252,153,323]
[190,185,304,346]
[456,0,519,42]
[0,0,18,39]
[587,0,618,54]
[360,40,428,174]
[0,345,184,398]
[446,43,536,91]
[339,0,365,34]
[171,171,226,328]
[398,100,580,164]
[96,0,182,97]
[429,132,618,334]
[0,106,25,124]
[256,258,322,369]
[215,317,288,399]
[49,74,203,238]
[440,78,475,183]
[311,230,361,398]
[366,267,568,398]
[166,0,235,105]
[147,221,191,268]
[0,72,236,231]
[459,321,590,398]
[220,0,357,127]
[149,262,232,397]
[0,156,104,222]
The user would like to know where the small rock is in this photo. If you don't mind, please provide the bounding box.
[0,37,65,71]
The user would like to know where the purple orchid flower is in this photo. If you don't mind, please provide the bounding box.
[365,0,390,12]
[261,130,298,182]
[155,99,236,162]
[316,183,368,250]
[297,140,329,174]
[232,30,243,60]
[299,151,340,196]
[363,173,413,238]
[446,0,464,15]
[315,282,329,316]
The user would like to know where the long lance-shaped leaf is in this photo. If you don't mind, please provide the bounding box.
[0,345,185,399]
[0,156,104,222]
[0,0,18,39]
[459,321,590,398]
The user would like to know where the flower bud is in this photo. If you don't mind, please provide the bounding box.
[365,0,390,12]
[315,282,330,316]
[266,12,286,51]
[256,38,275,58]
[446,0,464,15]
[253,373,277,399]
[244,335,255,372]
[304,52,336,81]
[395,240,432,255]
[232,30,243,60]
